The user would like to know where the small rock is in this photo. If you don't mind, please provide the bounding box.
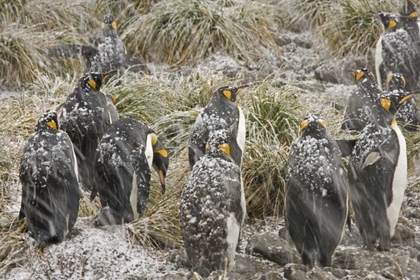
[0,213,11,228]
[293,37,312,49]
[246,232,300,266]
[166,249,191,269]
[161,274,186,280]
[307,267,337,280]
[259,271,282,280]
[391,224,416,247]
[284,264,310,280]
[333,249,357,270]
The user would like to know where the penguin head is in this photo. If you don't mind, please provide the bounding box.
[205,129,233,161]
[387,73,407,92]
[379,92,414,116]
[79,72,114,93]
[300,114,327,138]
[36,111,59,132]
[402,0,418,18]
[150,133,169,195]
[101,14,117,36]
[351,68,376,85]
[216,85,249,102]
[375,12,399,30]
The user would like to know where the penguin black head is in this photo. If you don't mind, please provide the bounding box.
[351,68,376,85]
[402,0,418,18]
[379,92,414,116]
[387,73,407,91]
[300,114,327,138]
[375,12,399,30]
[150,133,169,195]
[78,72,114,93]
[216,85,249,102]
[205,129,233,161]
[36,111,59,132]
[101,14,117,30]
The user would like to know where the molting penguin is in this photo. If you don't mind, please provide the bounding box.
[188,85,248,170]
[387,73,420,130]
[286,114,348,267]
[180,129,245,277]
[58,72,118,193]
[342,68,383,131]
[94,118,168,226]
[374,12,419,91]
[348,90,412,250]
[48,14,149,76]
[19,112,80,246]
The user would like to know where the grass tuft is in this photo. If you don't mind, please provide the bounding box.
[120,0,283,65]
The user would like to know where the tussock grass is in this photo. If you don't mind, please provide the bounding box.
[242,84,302,218]
[121,0,283,65]
[0,0,96,87]
[289,0,339,28]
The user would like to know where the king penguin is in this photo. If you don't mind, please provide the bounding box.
[348,90,413,250]
[94,118,169,226]
[180,129,245,277]
[57,72,118,193]
[400,0,420,47]
[19,112,80,246]
[387,72,420,130]
[286,114,348,267]
[48,14,149,77]
[341,68,383,131]
[188,85,248,170]
[374,12,419,91]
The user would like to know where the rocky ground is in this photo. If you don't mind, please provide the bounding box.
[3,26,420,279]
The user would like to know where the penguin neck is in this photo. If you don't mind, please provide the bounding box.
[102,26,118,37]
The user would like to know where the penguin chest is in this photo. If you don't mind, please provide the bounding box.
[236,106,246,160]
[375,36,384,90]
[387,123,407,237]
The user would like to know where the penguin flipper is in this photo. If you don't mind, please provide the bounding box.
[360,145,398,169]
[131,152,151,216]
[188,145,205,170]
[48,44,98,60]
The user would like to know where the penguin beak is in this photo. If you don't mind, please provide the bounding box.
[152,142,169,195]
[399,94,414,104]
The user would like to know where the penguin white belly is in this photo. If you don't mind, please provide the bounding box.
[236,106,246,162]
[145,135,154,169]
[130,172,139,220]
[387,123,407,237]
[375,36,383,90]
[240,177,246,225]
[69,141,80,182]
[226,213,240,271]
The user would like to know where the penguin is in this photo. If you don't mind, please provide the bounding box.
[341,68,383,131]
[48,14,149,77]
[387,72,420,130]
[374,12,419,91]
[19,112,80,246]
[400,0,420,47]
[285,114,348,267]
[348,90,413,250]
[188,85,248,170]
[94,118,169,226]
[57,72,118,193]
[180,129,245,277]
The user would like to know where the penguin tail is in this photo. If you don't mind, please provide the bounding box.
[48,44,98,60]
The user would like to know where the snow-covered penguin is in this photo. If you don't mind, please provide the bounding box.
[400,0,420,47]
[286,114,348,267]
[57,72,118,193]
[48,14,149,76]
[188,85,248,170]
[19,112,80,246]
[348,90,413,250]
[387,73,420,130]
[180,129,245,277]
[374,12,420,91]
[341,68,383,131]
[94,118,168,226]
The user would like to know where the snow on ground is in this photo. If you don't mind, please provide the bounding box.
[6,218,188,279]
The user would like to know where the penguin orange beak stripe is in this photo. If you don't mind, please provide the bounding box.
[399,94,414,104]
